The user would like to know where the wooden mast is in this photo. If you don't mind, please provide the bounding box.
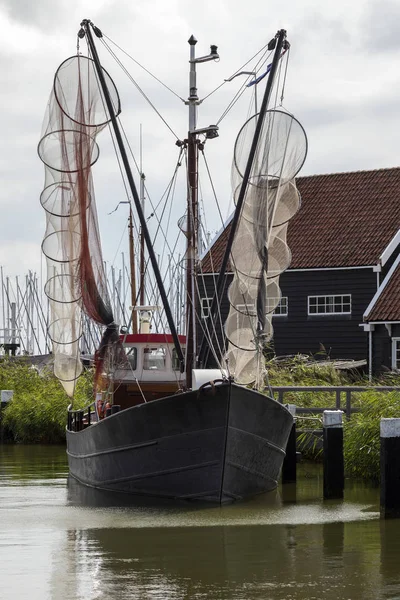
[128,208,138,334]
[139,172,146,306]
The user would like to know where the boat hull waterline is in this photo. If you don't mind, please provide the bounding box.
[66,382,293,504]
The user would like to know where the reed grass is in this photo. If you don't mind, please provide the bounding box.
[266,357,400,483]
[2,360,93,444]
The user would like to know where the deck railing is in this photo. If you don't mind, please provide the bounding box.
[271,386,400,419]
[67,401,97,432]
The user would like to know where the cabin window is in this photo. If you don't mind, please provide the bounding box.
[125,346,137,370]
[391,338,400,370]
[267,296,288,316]
[201,297,213,319]
[143,347,166,370]
[308,295,351,315]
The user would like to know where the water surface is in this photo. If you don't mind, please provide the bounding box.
[1,445,399,599]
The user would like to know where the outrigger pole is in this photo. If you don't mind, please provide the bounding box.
[197,29,288,368]
[80,19,185,372]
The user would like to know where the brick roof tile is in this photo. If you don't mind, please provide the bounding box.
[201,167,400,273]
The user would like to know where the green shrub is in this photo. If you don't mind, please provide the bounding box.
[2,361,93,444]
[344,390,400,483]
[265,356,400,481]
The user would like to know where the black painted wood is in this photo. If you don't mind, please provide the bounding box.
[323,426,344,499]
[66,383,293,504]
[198,267,376,366]
[380,435,400,519]
[282,422,297,483]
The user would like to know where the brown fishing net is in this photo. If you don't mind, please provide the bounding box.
[38,55,126,397]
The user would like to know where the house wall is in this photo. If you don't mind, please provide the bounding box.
[273,267,376,360]
[371,325,392,373]
[371,323,400,373]
[198,267,376,363]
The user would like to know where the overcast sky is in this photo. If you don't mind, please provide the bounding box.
[1,0,400,297]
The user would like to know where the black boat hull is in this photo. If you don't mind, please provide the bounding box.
[66,382,293,504]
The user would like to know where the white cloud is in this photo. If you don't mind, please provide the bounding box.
[0,0,399,305]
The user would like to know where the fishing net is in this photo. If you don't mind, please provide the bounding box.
[38,55,126,397]
[225,109,307,385]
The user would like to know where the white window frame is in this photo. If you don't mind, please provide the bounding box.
[391,338,400,370]
[235,303,256,331]
[201,297,213,319]
[268,296,288,316]
[308,295,351,316]
[143,346,167,371]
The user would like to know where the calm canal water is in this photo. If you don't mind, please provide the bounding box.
[1,445,400,599]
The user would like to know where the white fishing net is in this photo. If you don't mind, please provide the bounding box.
[225,109,307,385]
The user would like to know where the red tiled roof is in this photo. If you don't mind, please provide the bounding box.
[201,167,400,272]
[365,259,400,321]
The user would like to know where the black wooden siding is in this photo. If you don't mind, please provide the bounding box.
[371,323,400,373]
[197,267,377,363]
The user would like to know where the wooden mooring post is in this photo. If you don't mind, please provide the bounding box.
[323,410,344,500]
[380,418,400,519]
[0,390,13,443]
[282,404,297,484]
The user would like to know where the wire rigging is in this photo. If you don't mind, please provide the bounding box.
[99,37,180,140]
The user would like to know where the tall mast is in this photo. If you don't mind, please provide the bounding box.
[185,36,219,388]
[197,29,288,367]
[81,19,185,370]
[128,209,138,334]
[185,35,199,389]
[139,172,146,306]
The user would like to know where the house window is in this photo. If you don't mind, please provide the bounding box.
[201,297,213,319]
[308,295,351,315]
[392,338,400,370]
[267,296,288,316]
[235,303,255,325]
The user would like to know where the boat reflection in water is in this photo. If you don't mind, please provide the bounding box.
[62,476,390,600]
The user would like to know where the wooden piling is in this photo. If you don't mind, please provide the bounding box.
[282,404,297,484]
[380,418,400,519]
[323,410,344,500]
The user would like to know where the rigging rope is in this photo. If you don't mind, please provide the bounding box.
[103,33,185,102]
[99,38,180,140]
[202,42,272,101]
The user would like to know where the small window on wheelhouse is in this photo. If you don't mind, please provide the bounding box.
[143,347,166,370]
[392,338,400,370]
[125,346,137,370]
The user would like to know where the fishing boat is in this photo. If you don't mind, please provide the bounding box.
[38,20,307,503]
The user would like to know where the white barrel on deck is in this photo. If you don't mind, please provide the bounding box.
[192,369,227,390]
